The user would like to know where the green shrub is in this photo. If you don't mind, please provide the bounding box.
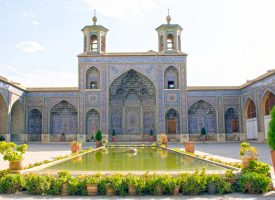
[0,170,10,179]
[243,160,270,176]
[0,174,25,194]
[125,174,145,195]
[267,107,275,150]
[25,174,54,195]
[0,141,28,161]
[0,135,5,141]
[95,130,103,141]
[238,171,271,194]
[181,170,207,194]
[201,127,206,135]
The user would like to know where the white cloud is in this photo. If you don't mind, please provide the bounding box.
[16,41,45,53]
[81,0,166,20]
[0,65,77,87]
[22,12,39,26]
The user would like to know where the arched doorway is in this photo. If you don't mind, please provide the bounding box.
[0,94,8,138]
[50,100,78,142]
[261,91,275,139]
[86,109,100,141]
[165,109,180,134]
[28,109,42,141]
[11,100,24,141]
[224,108,239,133]
[188,100,217,134]
[109,69,156,141]
[244,98,258,139]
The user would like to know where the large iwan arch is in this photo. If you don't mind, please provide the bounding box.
[109,69,156,141]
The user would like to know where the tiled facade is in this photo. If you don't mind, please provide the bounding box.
[0,15,274,143]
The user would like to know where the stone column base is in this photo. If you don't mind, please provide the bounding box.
[180,134,189,143]
[257,132,265,143]
[0,134,10,142]
[77,134,86,142]
[239,132,247,141]
[41,134,50,143]
[217,134,225,143]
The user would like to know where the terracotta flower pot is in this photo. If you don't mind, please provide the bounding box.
[173,185,180,195]
[87,184,98,196]
[271,150,275,173]
[96,141,102,148]
[106,186,115,196]
[9,160,23,172]
[71,143,81,153]
[207,183,217,194]
[184,142,195,153]
[241,157,252,168]
[128,185,137,195]
[155,185,163,195]
[61,183,69,196]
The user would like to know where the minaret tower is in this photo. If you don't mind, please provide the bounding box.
[156,9,183,53]
[81,10,109,54]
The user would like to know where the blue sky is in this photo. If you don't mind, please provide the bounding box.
[0,0,275,87]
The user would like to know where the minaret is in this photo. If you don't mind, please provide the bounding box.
[81,10,109,54]
[155,9,183,53]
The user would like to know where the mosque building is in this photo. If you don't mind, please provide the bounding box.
[0,13,274,143]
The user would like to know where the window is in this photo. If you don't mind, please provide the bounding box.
[90,81,97,89]
[167,34,174,50]
[90,35,98,51]
[159,35,164,51]
[168,81,175,89]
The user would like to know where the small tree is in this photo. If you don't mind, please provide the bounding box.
[201,127,206,135]
[267,107,275,150]
[95,130,103,142]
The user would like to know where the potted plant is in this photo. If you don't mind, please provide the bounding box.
[267,107,275,173]
[85,175,100,196]
[159,133,168,147]
[95,130,103,148]
[184,141,195,153]
[0,141,28,172]
[240,142,258,168]
[126,174,138,195]
[0,135,5,141]
[70,140,82,153]
[0,174,25,194]
[206,174,221,194]
[57,170,72,196]
[149,129,154,142]
[112,130,116,142]
[201,127,206,143]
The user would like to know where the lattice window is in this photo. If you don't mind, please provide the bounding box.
[90,35,98,51]
[167,34,174,50]
[28,109,42,134]
[265,92,275,115]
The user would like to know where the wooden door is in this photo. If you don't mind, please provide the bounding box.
[231,119,238,132]
[168,119,176,134]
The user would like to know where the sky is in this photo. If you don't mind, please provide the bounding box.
[0,0,275,87]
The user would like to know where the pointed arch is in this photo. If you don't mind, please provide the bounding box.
[86,109,100,137]
[243,98,258,139]
[11,100,24,140]
[224,107,239,133]
[50,100,78,136]
[86,67,100,89]
[165,108,180,134]
[90,34,98,51]
[164,66,179,89]
[188,100,217,134]
[0,93,8,134]
[167,33,174,50]
[28,109,42,134]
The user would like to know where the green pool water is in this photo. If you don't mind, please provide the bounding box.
[41,146,230,172]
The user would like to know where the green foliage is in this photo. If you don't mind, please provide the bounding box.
[95,130,103,141]
[181,170,207,194]
[237,171,271,194]
[0,135,5,141]
[201,127,206,135]
[125,174,145,195]
[243,160,270,176]
[0,170,10,179]
[0,141,28,161]
[206,174,232,194]
[25,174,54,195]
[267,106,275,150]
[0,174,25,194]
[239,142,258,159]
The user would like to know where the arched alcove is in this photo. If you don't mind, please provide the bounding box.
[86,109,100,139]
[165,109,180,134]
[11,100,24,141]
[86,67,100,89]
[164,66,179,89]
[188,100,217,134]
